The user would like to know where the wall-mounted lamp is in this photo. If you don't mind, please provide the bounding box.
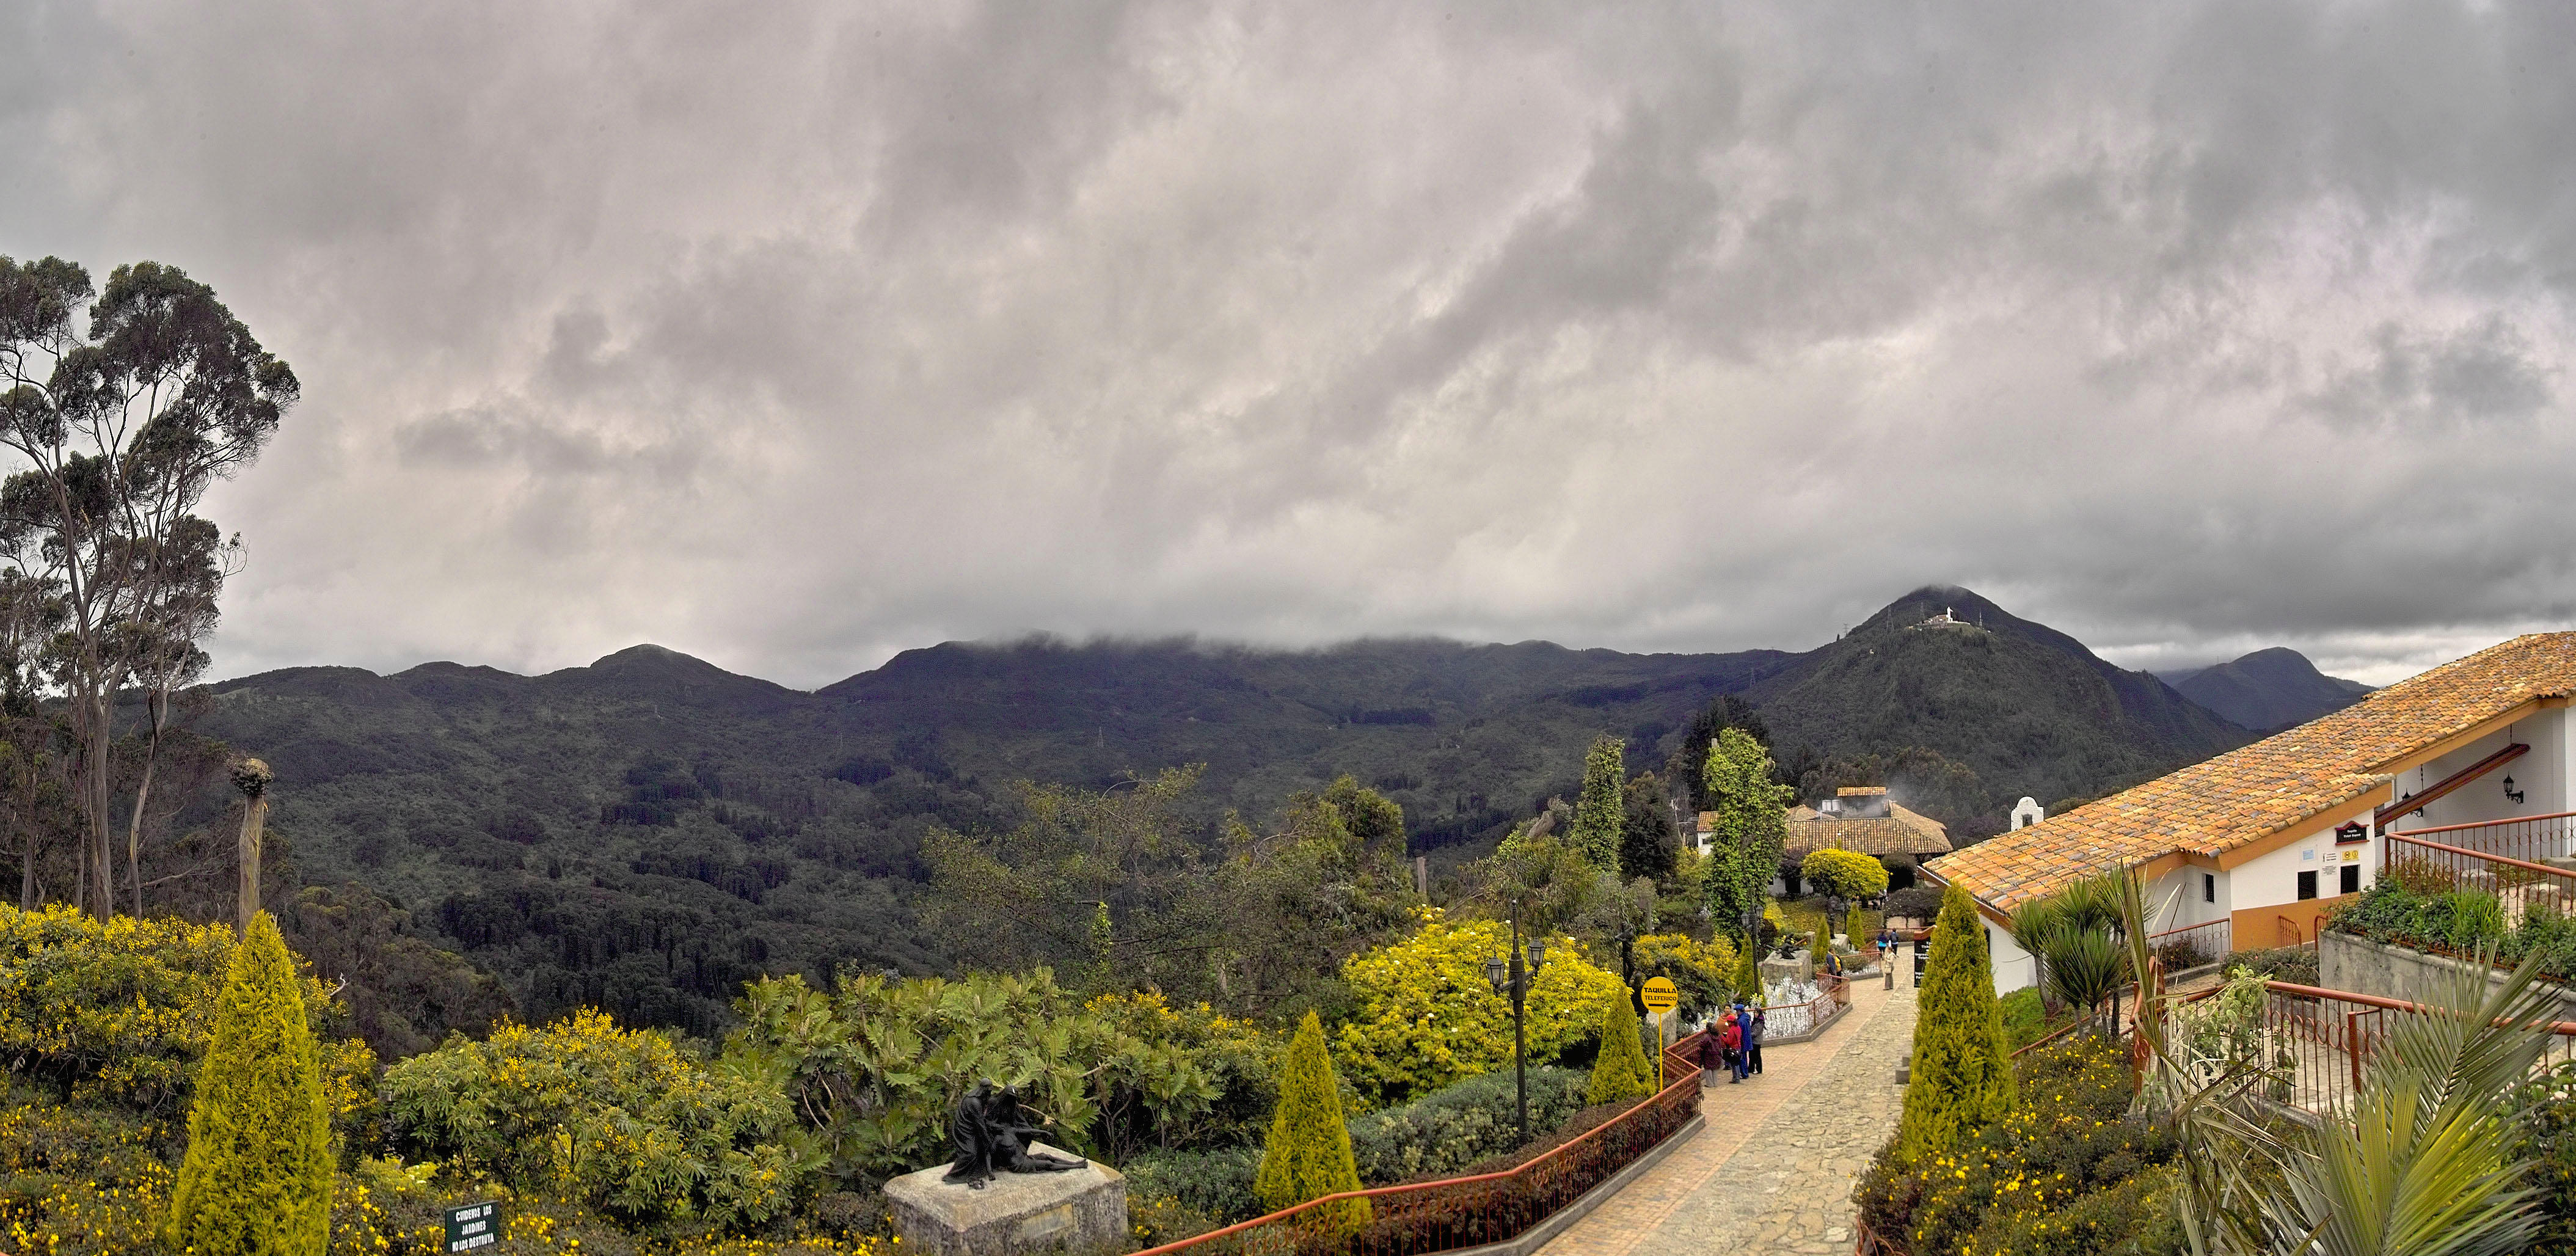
[2505,775,2527,805]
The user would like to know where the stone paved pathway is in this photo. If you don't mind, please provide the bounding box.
[1538,976,1918,1256]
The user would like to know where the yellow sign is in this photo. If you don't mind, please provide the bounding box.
[1640,977,1679,1013]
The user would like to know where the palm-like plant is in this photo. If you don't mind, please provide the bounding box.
[2113,864,2561,1256]
[2012,873,2133,1013]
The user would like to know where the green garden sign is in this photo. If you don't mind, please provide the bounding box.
[445,1201,499,1252]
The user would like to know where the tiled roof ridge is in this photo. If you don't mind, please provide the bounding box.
[1924,630,2576,911]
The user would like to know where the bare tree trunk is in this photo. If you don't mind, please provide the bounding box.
[18,817,31,910]
[124,690,167,918]
[237,793,266,935]
[78,690,114,919]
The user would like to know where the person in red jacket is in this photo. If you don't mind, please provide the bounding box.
[1718,1015,1743,1084]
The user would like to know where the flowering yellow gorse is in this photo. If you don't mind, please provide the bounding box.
[379,1008,804,1230]
[0,904,374,1122]
[1332,908,1624,1108]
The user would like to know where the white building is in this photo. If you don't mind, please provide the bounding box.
[1925,633,2576,996]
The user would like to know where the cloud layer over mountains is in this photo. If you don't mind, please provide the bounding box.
[4,1,2572,686]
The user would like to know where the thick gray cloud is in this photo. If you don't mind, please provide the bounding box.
[3,1,2571,688]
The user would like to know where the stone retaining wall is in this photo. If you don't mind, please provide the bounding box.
[2318,930,2576,1018]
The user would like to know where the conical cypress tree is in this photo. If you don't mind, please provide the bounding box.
[1896,883,2016,1163]
[1586,990,1655,1104]
[1733,941,1764,1006]
[1255,1011,1369,1232]
[1569,736,1626,874]
[167,911,331,1255]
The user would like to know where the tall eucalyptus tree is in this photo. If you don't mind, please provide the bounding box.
[0,257,293,919]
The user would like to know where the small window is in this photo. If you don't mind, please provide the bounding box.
[2340,864,2361,896]
[2202,872,2215,904]
[2297,870,2318,901]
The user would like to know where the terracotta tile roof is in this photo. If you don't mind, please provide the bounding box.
[1837,786,1889,797]
[1925,632,2576,911]
[1786,803,1952,859]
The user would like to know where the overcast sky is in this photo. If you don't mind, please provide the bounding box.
[5,2,2571,689]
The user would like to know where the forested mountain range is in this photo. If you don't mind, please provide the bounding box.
[173,585,2257,1041]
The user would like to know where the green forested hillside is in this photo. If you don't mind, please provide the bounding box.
[1743,586,2252,810]
[163,587,2247,1043]
[2171,646,2373,732]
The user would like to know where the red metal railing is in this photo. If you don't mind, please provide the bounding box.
[2233,980,2576,1116]
[2387,830,2576,924]
[1135,1033,1709,1255]
[2146,919,2233,970]
[2388,810,2576,867]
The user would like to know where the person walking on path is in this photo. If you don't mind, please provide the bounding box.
[1718,1013,1742,1083]
[1733,1004,1754,1082]
[1746,1009,1766,1076]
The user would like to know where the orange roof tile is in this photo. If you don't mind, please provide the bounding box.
[1925,632,2576,911]
[1786,803,1952,859]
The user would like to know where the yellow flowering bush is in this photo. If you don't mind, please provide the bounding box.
[0,1094,176,1255]
[0,903,374,1125]
[324,1169,897,1256]
[1331,910,1624,1108]
[1631,932,1737,1018]
[380,1009,809,1230]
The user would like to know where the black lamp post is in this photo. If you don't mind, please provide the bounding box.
[1485,901,1549,1142]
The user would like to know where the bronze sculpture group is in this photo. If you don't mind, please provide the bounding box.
[943,1081,1085,1189]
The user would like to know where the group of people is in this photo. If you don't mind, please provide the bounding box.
[1699,1001,1766,1083]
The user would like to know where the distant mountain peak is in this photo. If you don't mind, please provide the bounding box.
[2174,647,2372,733]
[591,643,699,668]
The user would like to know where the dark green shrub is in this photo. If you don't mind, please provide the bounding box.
[1883,886,1944,922]
[2510,1059,2576,1256]
[1899,1032,2176,1256]
[1126,1145,1263,1226]
[2333,881,2426,946]
[1346,1067,1585,1184]
[1999,987,2046,1049]
[2228,944,2320,987]
[2511,902,2576,982]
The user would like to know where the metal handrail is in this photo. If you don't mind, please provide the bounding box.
[2388,831,2576,880]
[2389,809,2576,838]
[1133,1027,1709,1255]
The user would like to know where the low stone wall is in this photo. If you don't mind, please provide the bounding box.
[2317,930,2576,1019]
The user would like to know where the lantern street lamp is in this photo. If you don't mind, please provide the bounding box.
[1485,901,1549,1142]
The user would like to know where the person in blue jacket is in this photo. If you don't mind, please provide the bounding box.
[1730,1003,1753,1082]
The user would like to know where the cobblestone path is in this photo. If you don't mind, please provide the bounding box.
[1537,976,1918,1256]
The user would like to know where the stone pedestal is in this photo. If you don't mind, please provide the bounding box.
[1759,949,1812,987]
[883,1146,1127,1256]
